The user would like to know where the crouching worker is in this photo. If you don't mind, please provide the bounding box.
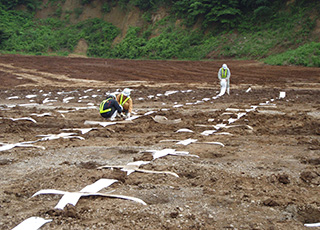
[100,93,123,121]
[116,88,133,118]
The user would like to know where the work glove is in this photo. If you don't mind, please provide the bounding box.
[127,113,131,118]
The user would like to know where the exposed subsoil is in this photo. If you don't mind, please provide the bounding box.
[0,54,319,230]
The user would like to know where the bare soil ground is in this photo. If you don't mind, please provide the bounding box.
[0,54,319,230]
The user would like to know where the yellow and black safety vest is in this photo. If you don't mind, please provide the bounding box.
[99,98,112,114]
[221,69,228,79]
[120,94,130,106]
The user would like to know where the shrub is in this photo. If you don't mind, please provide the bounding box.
[264,42,320,67]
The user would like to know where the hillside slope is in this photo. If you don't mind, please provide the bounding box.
[35,0,148,42]
[0,0,319,65]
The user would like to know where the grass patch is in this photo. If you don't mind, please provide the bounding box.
[263,42,320,67]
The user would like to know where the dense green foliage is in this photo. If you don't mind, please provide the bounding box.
[0,4,119,55]
[76,19,120,57]
[264,42,320,67]
[0,0,40,11]
[0,0,319,66]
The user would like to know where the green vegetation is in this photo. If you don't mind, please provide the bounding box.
[0,0,319,66]
[0,5,119,56]
[264,42,320,67]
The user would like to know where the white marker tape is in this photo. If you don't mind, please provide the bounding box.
[30,112,52,117]
[63,97,74,103]
[245,106,258,112]
[201,130,217,136]
[32,179,146,208]
[194,142,225,147]
[125,115,141,121]
[176,138,198,146]
[10,117,37,123]
[173,104,183,108]
[84,120,117,127]
[214,132,233,136]
[12,217,52,230]
[304,223,320,227]
[144,111,156,116]
[62,128,96,134]
[98,161,179,177]
[79,96,89,99]
[0,141,45,152]
[226,108,240,112]
[32,179,117,209]
[176,128,193,133]
[164,91,178,96]
[144,148,198,160]
[37,133,84,141]
[84,89,93,93]
[159,139,181,143]
[26,95,37,99]
[19,103,39,107]
[7,96,19,100]
[42,98,57,104]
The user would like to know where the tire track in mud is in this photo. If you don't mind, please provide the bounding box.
[0,63,103,88]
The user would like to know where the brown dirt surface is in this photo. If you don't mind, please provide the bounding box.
[0,54,319,230]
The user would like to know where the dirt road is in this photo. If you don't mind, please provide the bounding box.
[0,54,319,229]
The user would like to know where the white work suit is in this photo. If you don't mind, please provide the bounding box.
[218,67,231,95]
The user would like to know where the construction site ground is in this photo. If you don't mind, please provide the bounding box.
[0,54,319,230]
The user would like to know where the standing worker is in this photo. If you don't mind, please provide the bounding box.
[218,64,231,95]
[100,93,123,121]
[116,88,133,118]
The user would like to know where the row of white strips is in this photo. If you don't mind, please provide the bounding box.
[8,89,287,229]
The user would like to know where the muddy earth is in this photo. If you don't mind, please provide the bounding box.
[0,54,319,230]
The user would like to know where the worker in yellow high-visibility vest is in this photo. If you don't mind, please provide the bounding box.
[99,93,123,121]
[217,64,231,95]
[116,88,133,118]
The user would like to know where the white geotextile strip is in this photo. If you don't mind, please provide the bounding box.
[144,148,199,160]
[218,79,227,96]
[12,217,52,230]
[62,128,96,134]
[0,141,45,152]
[30,112,52,117]
[37,132,84,141]
[98,161,179,177]
[176,138,198,146]
[84,120,117,127]
[9,117,37,123]
[176,128,193,133]
[304,223,320,227]
[0,132,86,152]
[194,142,225,147]
[3,89,288,229]
[32,179,146,209]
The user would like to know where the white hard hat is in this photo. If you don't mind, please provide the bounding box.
[222,64,227,69]
[122,88,131,97]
